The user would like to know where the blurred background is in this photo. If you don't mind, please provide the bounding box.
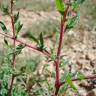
[0,0,96,34]
[0,0,96,95]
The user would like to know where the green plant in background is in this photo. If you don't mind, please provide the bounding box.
[0,0,96,96]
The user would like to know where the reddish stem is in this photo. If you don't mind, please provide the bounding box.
[7,75,15,96]
[0,32,50,56]
[11,15,16,66]
[54,18,65,95]
[7,0,16,95]
[10,0,16,67]
[54,6,69,96]
[60,75,96,86]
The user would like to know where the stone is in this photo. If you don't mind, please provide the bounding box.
[85,53,95,61]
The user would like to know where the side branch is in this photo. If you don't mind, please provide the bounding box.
[60,75,96,86]
[54,5,70,96]
[0,32,50,56]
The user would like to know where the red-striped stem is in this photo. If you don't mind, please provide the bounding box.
[7,0,16,95]
[60,75,96,86]
[0,32,50,57]
[54,5,70,96]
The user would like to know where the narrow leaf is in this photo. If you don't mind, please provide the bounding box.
[55,0,65,15]
[17,23,23,33]
[59,83,68,94]
[65,73,77,91]
[39,32,44,49]
[77,71,85,81]
[66,16,78,29]
[1,4,9,15]
[4,39,8,46]
[15,21,23,35]
[16,44,25,50]
[0,21,8,32]
[15,44,25,55]
[77,0,86,4]
[72,2,79,11]
[14,12,19,24]
[27,33,39,44]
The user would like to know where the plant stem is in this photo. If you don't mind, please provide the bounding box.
[60,75,96,86]
[10,0,16,67]
[54,6,69,96]
[7,75,15,96]
[54,17,65,95]
[0,32,50,56]
[7,0,16,95]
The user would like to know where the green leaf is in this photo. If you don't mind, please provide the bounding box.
[55,0,65,15]
[4,39,8,46]
[16,44,25,54]
[26,59,39,72]
[77,0,86,4]
[15,21,23,35]
[77,71,85,81]
[39,32,44,49]
[16,44,25,50]
[66,16,78,29]
[0,21,8,32]
[14,12,19,24]
[27,33,39,44]
[72,2,79,11]
[59,83,68,94]
[60,59,69,68]
[11,44,26,56]
[12,85,29,96]
[60,71,68,82]
[1,4,9,15]
[65,73,77,91]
